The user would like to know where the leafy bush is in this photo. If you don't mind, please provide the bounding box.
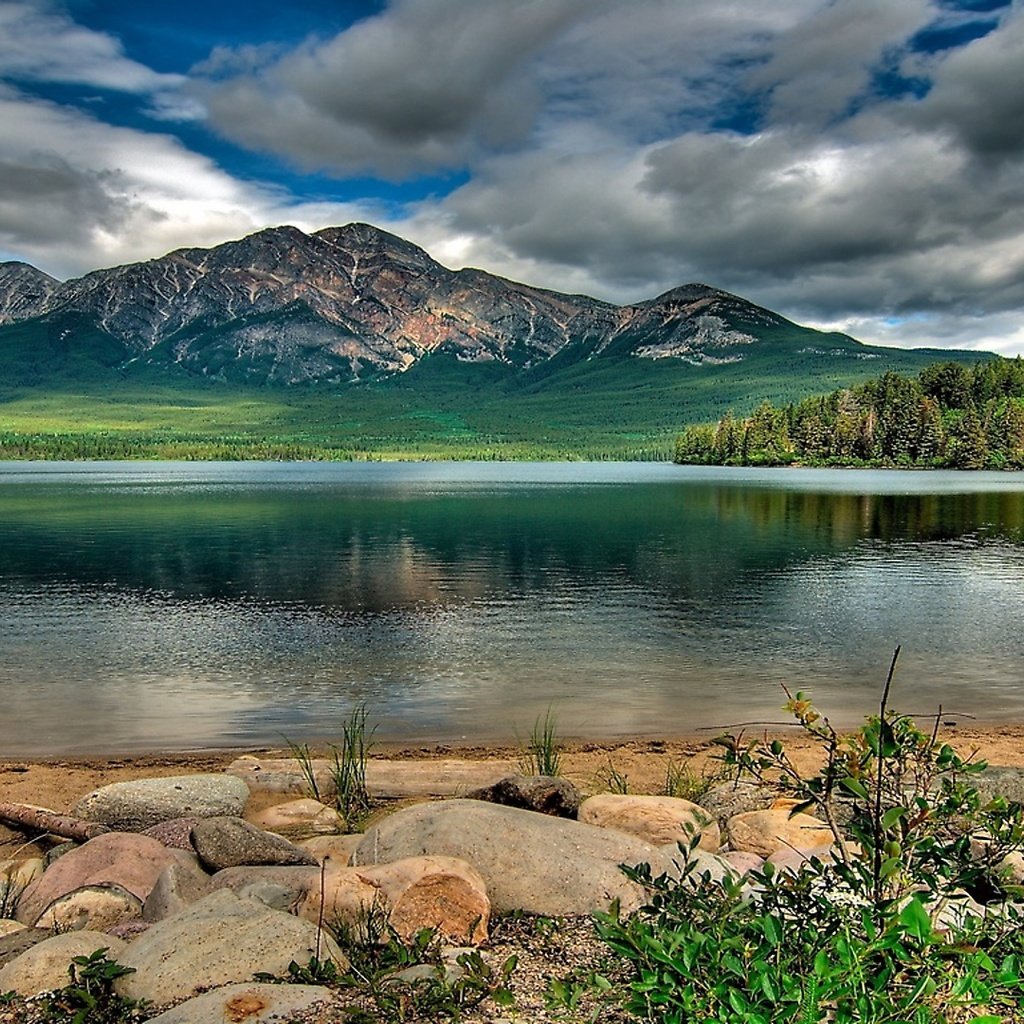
[596,650,1024,1023]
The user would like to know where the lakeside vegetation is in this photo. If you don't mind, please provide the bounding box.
[675,359,1024,469]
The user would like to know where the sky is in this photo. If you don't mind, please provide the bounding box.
[0,0,1022,355]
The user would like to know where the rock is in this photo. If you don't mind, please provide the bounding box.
[465,775,581,818]
[998,850,1024,885]
[15,832,178,926]
[114,890,346,1006]
[0,928,49,969]
[721,850,765,876]
[354,856,490,945]
[106,920,151,941]
[190,817,319,871]
[141,817,201,851]
[43,843,78,868]
[0,920,26,938]
[250,799,341,835]
[1,857,43,891]
[354,799,673,916]
[208,865,320,914]
[579,794,720,851]
[228,757,516,799]
[0,931,127,996]
[976,766,1024,805]
[35,884,143,932]
[295,834,364,866]
[698,781,776,824]
[73,775,250,831]
[656,846,739,885]
[725,806,835,858]
[144,982,335,1024]
[297,865,378,936]
[143,859,214,923]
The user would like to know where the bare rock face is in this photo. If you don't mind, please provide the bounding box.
[73,775,250,832]
[579,794,720,850]
[15,833,178,926]
[0,223,799,385]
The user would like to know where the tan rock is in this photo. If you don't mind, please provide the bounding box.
[354,856,490,945]
[16,833,178,926]
[0,920,26,938]
[0,931,127,997]
[145,982,335,1023]
[35,884,143,932]
[725,807,834,858]
[228,758,516,799]
[251,798,341,835]
[295,834,364,866]
[579,794,720,851]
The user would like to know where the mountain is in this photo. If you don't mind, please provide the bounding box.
[0,223,992,459]
[0,222,869,385]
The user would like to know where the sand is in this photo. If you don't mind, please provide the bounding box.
[3,722,1024,859]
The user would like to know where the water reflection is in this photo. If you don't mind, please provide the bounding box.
[1,464,1023,754]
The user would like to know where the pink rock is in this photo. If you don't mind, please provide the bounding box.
[16,833,178,926]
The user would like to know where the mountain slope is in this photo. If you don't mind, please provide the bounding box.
[0,222,993,459]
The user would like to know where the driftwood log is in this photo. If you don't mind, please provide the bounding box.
[0,802,110,842]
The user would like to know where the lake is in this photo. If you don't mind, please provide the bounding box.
[2,461,1024,756]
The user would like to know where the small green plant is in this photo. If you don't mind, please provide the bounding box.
[282,736,322,802]
[597,758,630,794]
[661,758,725,802]
[284,704,376,832]
[596,649,1024,1023]
[330,704,375,833]
[37,948,145,1024]
[518,706,562,777]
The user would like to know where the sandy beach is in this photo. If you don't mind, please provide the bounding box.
[4,723,1024,856]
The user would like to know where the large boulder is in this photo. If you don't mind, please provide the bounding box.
[725,803,835,858]
[465,775,581,818]
[579,794,720,850]
[0,931,126,997]
[114,889,346,1006]
[354,799,672,916]
[15,832,178,926]
[190,817,318,871]
[208,865,321,913]
[142,858,214,923]
[144,983,335,1024]
[73,775,250,831]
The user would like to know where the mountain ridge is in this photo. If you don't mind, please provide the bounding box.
[0,222,854,386]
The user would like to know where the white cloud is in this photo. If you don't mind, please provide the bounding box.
[0,0,181,93]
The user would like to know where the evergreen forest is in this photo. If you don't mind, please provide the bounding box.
[674,359,1024,469]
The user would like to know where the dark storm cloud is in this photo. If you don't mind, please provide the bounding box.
[197,0,597,177]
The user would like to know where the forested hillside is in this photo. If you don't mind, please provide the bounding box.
[674,359,1024,469]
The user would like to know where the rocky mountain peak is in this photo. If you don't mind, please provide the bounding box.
[0,260,61,323]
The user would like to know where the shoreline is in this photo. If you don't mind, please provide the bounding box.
[4,723,1024,845]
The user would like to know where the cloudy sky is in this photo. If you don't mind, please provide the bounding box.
[0,0,1022,354]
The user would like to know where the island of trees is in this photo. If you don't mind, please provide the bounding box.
[674,359,1024,469]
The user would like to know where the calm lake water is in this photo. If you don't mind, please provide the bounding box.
[2,461,1024,756]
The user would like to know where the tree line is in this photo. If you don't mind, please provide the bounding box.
[674,359,1024,469]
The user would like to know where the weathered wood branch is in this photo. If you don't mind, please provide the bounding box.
[0,802,110,841]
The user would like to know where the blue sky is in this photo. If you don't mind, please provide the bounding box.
[0,0,1022,354]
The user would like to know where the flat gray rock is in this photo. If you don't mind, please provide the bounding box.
[145,982,335,1023]
[0,931,126,997]
[976,766,1024,805]
[114,889,346,1006]
[191,817,318,871]
[74,775,250,831]
[354,798,674,916]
